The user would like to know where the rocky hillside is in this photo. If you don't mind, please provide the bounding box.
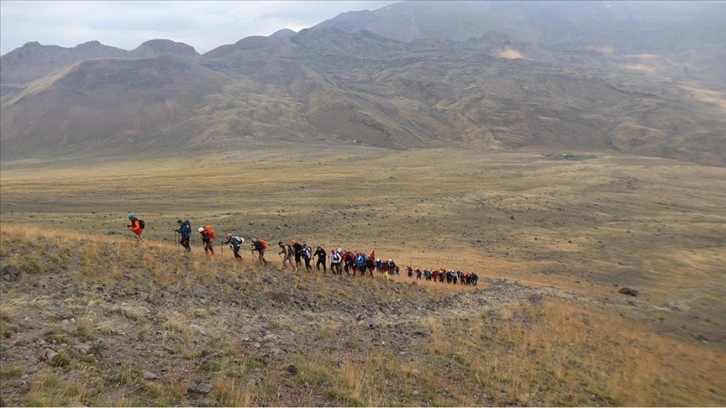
[1,1,725,165]
[1,225,724,406]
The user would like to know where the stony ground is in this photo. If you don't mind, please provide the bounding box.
[0,237,582,407]
[1,250,671,407]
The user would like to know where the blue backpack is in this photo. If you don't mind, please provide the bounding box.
[179,220,191,237]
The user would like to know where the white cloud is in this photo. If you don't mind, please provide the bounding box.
[0,1,398,56]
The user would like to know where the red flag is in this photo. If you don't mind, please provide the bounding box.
[370,250,375,260]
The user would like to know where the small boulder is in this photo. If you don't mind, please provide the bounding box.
[189,383,213,394]
[2,265,21,282]
[618,287,640,297]
[142,370,158,380]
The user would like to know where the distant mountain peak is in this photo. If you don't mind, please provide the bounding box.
[270,28,296,39]
[130,39,199,59]
[313,9,379,33]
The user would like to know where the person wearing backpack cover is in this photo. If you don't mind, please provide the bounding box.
[251,238,269,266]
[175,219,192,252]
[224,233,245,261]
[127,213,144,241]
[199,226,215,256]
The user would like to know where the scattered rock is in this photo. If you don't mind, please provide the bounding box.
[286,364,298,375]
[192,286,213,299]
[188,383,213,395]
[142,370,158,380]
[39,348,56,362]
[146,292,163,305]
[73,343,92,354]
[618,287,640,297]
[2,265,21,282]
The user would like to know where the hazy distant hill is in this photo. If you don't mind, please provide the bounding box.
[0,41,127,85]
[0,39,202,86]
[1,1,725,165]
[314,1,726,89]
[0,55,225,158]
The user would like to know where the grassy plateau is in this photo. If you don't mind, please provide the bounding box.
[0,145,724,406]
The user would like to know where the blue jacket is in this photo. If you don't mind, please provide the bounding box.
[177,220,192,239]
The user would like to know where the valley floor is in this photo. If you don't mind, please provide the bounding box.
[1,147,724,405]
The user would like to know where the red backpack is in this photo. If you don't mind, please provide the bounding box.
[258,239,269,249]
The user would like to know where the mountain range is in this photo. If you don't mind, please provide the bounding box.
[1,1,725,165]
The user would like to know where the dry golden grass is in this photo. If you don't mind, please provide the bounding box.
[460,300,726,406]
[1,146,725,406]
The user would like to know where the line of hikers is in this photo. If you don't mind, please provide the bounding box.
[129,214,477,284]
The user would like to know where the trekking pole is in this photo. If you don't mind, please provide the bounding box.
[220,238,224,258]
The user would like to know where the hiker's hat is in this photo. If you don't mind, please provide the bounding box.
[198,227,204,232]
[226,233,233,239]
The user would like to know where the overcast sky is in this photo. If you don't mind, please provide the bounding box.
[0,1,399,56]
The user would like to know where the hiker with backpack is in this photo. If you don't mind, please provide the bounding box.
[251,238,269,266]
[224,233,245,261]
[330,249,342,275]
[314,245,327,273]
[365,256,375,277]
[198,226,216,256]
[278,241,297,271]
[175,219,192,252]
[301,242,313,272]
[127,213,145,241]
[356,252,367,275]
[291,240,304,267]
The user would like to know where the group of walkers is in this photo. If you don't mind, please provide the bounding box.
[128,214,477,284]
[406,267,479,286]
